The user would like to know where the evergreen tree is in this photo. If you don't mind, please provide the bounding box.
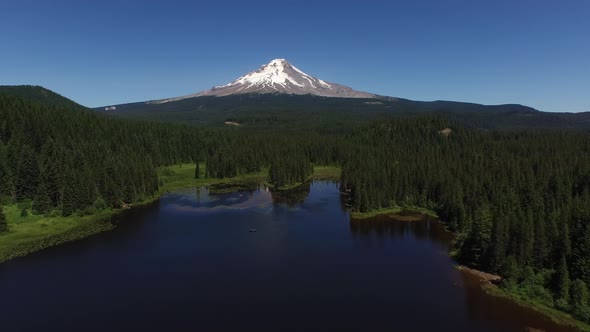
[32,178,52,215]
[461,203,492,267]
[61,168,77,217]
[0,146,14,202]
[194,159,200,179]
[572,227,590,286]
[15,145,39,201]
[572,279,589,308]
[571,279,590,321]
[0,205,7,232]
[555,255,571,308]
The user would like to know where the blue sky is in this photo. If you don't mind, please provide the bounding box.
[1,0,588,112]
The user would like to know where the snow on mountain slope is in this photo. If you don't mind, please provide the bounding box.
[157,59,376,103]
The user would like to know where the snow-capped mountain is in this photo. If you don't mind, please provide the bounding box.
[157,59,375,103]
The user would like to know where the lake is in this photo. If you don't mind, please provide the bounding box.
[0,181,576,331]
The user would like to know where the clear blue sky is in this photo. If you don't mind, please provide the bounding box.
[1,0,588,112]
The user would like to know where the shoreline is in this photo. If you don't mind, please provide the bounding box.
[0,164,341,263]
[356,208,590,331]
[350,206,438,220]
[0,196,163,263]
[481,283,590,332]
[456,265,502,284]
[0,215,116,263]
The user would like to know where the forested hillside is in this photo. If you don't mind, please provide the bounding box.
[0,92,199,214]
[0,85,87,111]
[97,93,590,130]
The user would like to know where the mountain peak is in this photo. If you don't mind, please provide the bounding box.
[216,58,335,92]
[264,58,293,68]
[157,59,376,103]
[268,58,288,65]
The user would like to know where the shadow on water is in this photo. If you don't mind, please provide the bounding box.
[269,182,312,207]
[161,186,274,215]
[349,213,454,249]
[162,182,315,214]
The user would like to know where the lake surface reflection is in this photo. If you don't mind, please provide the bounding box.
[0,181,576,331]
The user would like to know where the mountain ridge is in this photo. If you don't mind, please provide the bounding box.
[0,85,87,111]
[95,93,590,131]
[2,81,589,131]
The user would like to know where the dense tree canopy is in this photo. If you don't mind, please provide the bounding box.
[338,118,590,322]
[0,92,197,213]
[0,206,7,232]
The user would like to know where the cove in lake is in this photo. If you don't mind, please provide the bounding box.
[0,181,577,332]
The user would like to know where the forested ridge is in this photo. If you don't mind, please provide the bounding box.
[2,87,590,324]
[97,92,590,130]
[1,92,193,215]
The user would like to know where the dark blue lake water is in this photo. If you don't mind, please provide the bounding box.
[0,181,575,331]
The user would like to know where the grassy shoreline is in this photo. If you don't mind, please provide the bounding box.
[0,163,340,263]
[311,165,341,181]
[157,163,269,193]
[0,206,116,263]
[350,205,438,220]
[266,181,308,191]
[265,165,341,191]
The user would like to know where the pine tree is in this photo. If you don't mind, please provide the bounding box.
[533,215,548,268]
[61,168,77,217]
[555,255,571,308]
[352,184,361,211]
[571,279,589,308]
[461,203,492,267]
[360,185,369,213]
[194,159,200,179]
[32,178,52,215]
[0,205,8,232]
[0,147,14,201]
[15,145,39,201]
[572,227,590,286]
